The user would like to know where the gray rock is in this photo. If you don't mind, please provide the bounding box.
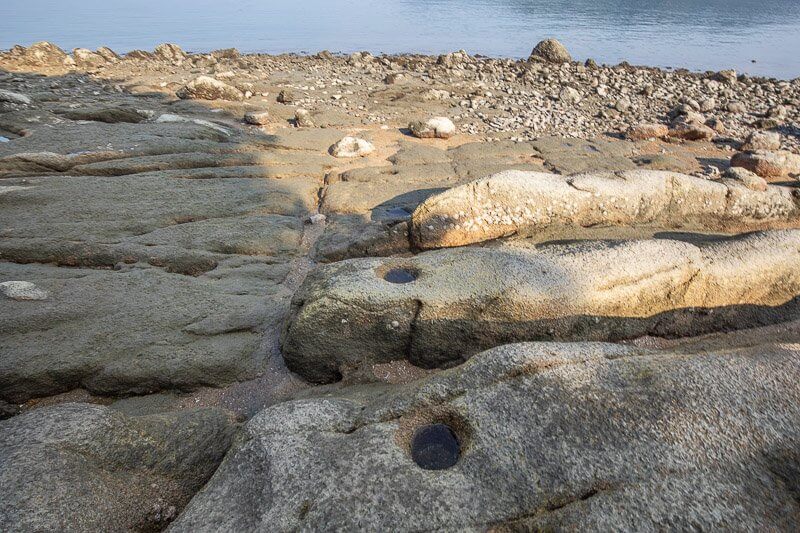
[0,89,32,106]
[1,403,234,532]
[176,76,244,101]
[244,110,270,125]
[742,131,781,151]
[529,38,572,64]
[171,341,800,531]
[282,231,800,382]
[411,170,799,249]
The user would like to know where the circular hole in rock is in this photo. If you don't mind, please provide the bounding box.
[383,268,417,284]
[411,423,460,470]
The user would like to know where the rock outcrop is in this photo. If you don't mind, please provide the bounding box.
[282,230,800,382]
[529,38,572,64]
[411,170,800,249]
[171,341,800,531]
[176,76,244,101]
[0,403,234,531]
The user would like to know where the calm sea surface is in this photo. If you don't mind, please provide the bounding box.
[2,0,799,79]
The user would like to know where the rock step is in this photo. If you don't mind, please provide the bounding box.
[282,230,800,382]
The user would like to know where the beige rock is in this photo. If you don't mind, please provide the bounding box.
[153,43,187,62]
[731,150,800,178]
[72,48,106,69]
[409,117,456,139]
[330,136,375,158]
[282,230,800,381]
[626,123,668,141]
[95,46,120,62]
[295,109,314,127]
[176,76,244,101]
[724,167,768,192]
[243,110,270,125]
[411,170,799,249]
[742,131,781,151]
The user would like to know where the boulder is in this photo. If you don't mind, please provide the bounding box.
[408,117,456,139]
[529,38,572,63]
[282,231,800,382]
[295,108,314,127]
[626,122,668,141]
[668,115,715,141]
[742,131,781,151]
[410,170,799,249]
[95,46,120,62]
[176,76,244,101]
[277,89,294,103]
[559,86,582,105]
[243,110,270,125]
[724,167,768,192]
[0,403,234,531]
[154,43,187,62]
[171,341,800,531]
[731,150,800,178]
[16,41,71,67]
[72,48,106,69]
[330,136,375,158]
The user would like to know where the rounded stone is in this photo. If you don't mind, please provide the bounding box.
[410,423,460,470]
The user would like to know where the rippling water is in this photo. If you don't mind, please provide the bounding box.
[2,0,799,78]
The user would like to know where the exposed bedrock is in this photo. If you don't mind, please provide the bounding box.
[0,403,234,532]
[171,341,800,531]
[282,230,800,382]
[411,170,800,249]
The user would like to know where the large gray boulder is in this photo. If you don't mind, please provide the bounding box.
[282,230,800,383]
[170,341,800,531]
[1,403,235,532]
[411,169,800,249]
[529,38,572,63]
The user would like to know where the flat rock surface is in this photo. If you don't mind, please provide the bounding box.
[171,341,800,532]
[0,403,235,532]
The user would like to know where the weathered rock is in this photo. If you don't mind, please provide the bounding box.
[529,38,572,64]
[0,89,32,106]
[176,76,244,101]
[725,167,769,192]
[282,231,800,381]
[411,170,799,249]
[125,49,154,60]
[172,341,800,531]
[0,403,234,532]
[15,41,71,67]
[742,131,781,151]
[408,117,456,139]
[95,46,120,62]
[0,281,48,301]
[60,106,145,124]
[625,122,668,141]
[211,48,240,59]
[277,89,294,103]
[713,69,738,85]
[294,108,314,127]
[154,43,188,62]
[731,150,800,178]
[72,48,106,69]
[330,136,375,158]
[668,116,715,141]
[243,110,270,125]
[559,86,582,105]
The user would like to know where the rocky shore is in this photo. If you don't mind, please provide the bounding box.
[1,40,799,531]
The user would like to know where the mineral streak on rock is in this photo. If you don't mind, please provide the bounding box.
[282,230,800,382]
[411,170,800,249]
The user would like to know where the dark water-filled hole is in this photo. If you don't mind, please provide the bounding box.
[384,268,417,284]
[411,423,460,470]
